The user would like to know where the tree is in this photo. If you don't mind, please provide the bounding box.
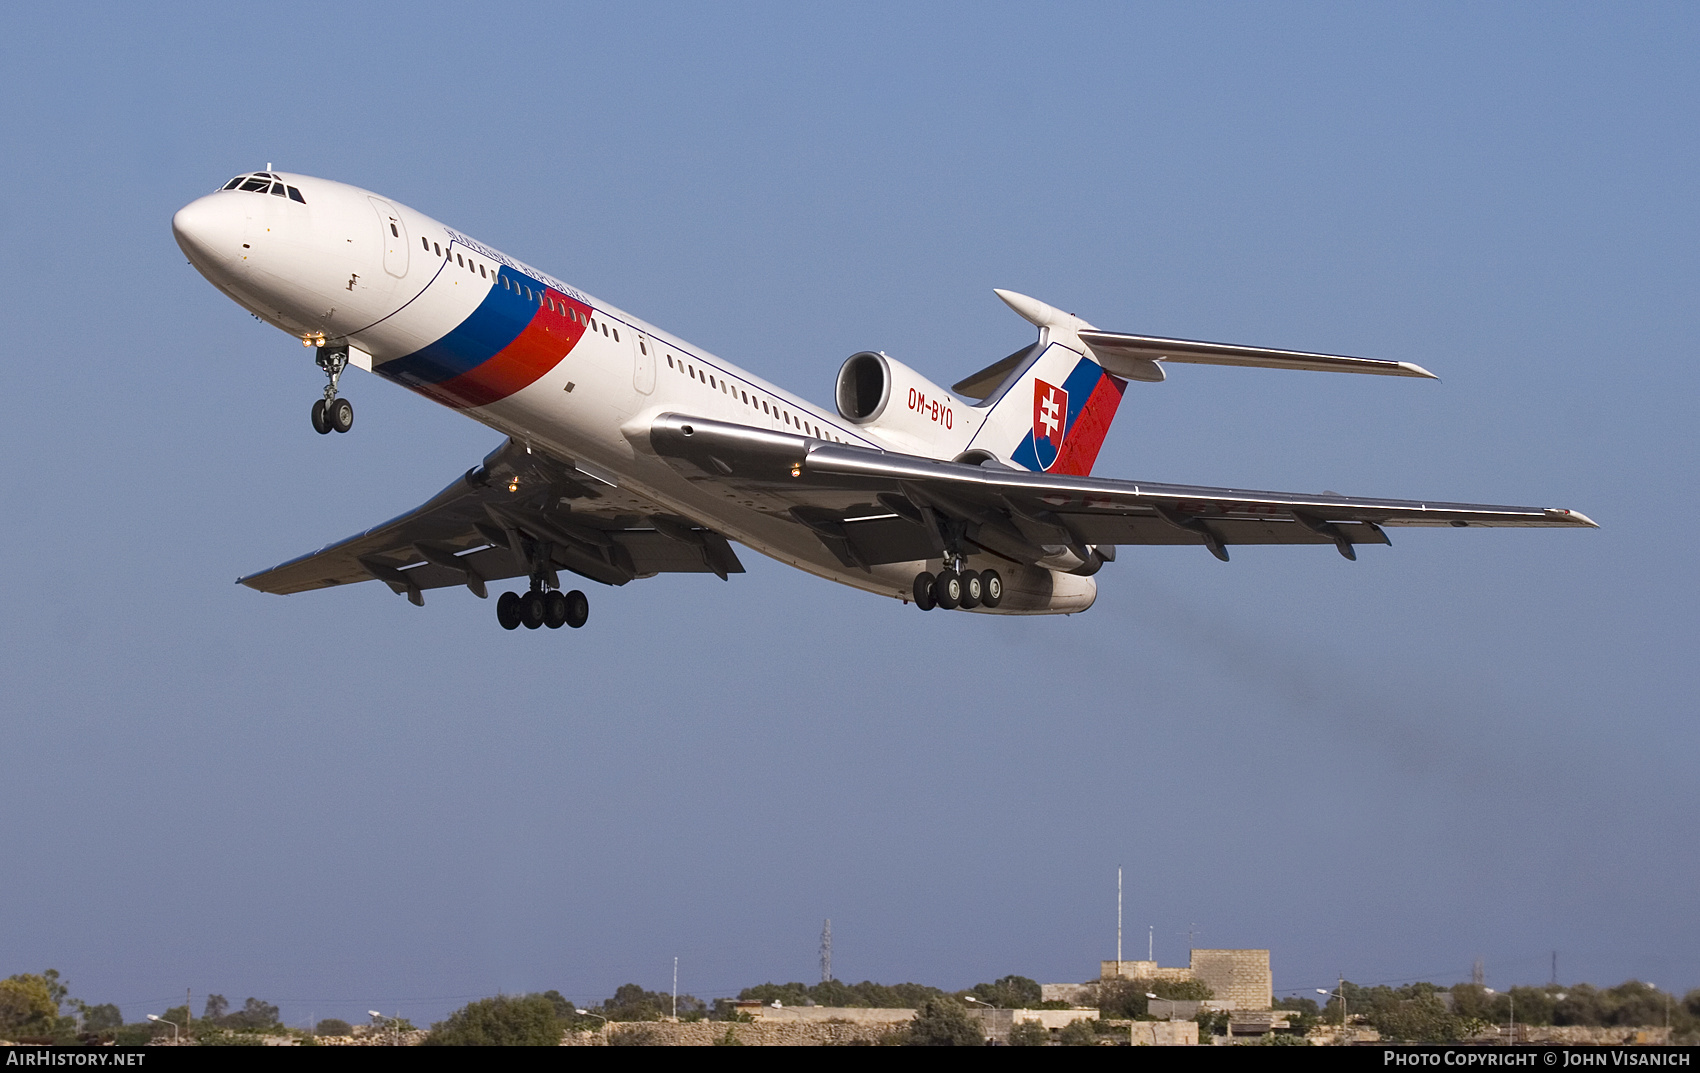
[425,994,563,1046]
[735,979,946,1013]
[578,983,706,1024]
[905,996,983,1046]
[315,1019,352,1036]
[1057,1018,1099,1046]
[0,974,60,1038]
[222,998,280,1031]
[202,995,229,1023]
[78,1003,123,1033]
[1097,977,1213,1019]
[969,975,1042,1009]
[1274,995,1320,1034]
[1008,1019,1050,1046]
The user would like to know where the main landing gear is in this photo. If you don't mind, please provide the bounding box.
[310,344,354,434]
[496,587,589,631]
[913,566,1002,612]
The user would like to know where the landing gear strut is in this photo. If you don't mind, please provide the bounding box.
[311,344,353,434]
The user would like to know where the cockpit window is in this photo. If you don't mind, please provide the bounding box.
[221,173,307,204]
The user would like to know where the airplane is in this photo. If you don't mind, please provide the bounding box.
[171,169,1595,631]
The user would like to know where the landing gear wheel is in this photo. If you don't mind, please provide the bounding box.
[328,396,353,433]
[311,398,331,434]
[959,570,982,610]
[496,591,522,630]
[980,569,1003,609]
[912,571,937,611]
[564,589,589,629]
[543,590,568,629]
[934,568,962,611]
[519,590,546,629]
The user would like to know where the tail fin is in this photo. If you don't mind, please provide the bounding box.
[958,290,1128,477]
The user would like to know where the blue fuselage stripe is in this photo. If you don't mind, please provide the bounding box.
[376,268,544,384]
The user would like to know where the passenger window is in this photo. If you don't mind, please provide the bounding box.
[639,340,647,354]
[390,223,399,237]
[667,355,673,368]
[421,237,430,251]
[612,329,619,341]
[434,243,442,256]
[762,401,769,414]
[479,264,486,277]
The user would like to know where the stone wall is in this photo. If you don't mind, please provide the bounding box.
[1189,949,1272,1010]
[1131,1021,1199,1046]
[562,1020,906,1046]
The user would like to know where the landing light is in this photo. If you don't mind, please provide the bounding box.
[508,478,520,493]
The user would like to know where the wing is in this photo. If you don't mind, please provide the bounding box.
[240,438,743,604]
[646,414,1594,568]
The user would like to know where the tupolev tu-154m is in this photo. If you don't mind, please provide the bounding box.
[172,170,1595,631]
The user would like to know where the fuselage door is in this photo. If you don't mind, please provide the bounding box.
[633,331,656,394]
[369,197,409,278]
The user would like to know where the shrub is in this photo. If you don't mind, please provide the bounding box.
[425,994,563,1046]
[314,1018,352,1036]
[1057,1018,1099,1046]
[906,996,983,1046]
[1008,1019,1050,1046]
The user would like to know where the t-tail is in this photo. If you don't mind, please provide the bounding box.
[956,287,1438,476]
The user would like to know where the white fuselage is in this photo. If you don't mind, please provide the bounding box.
[172,171,1098,612]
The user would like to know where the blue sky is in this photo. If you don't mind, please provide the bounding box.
[2,2,1695,1025]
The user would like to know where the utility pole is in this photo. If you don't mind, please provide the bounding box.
[820,919,832,984]
[672,957,678,1022]
[1551,951,1558,988]
[1117,867,1122,972]
[1340,974,1348,1045]
[1148,925,1153,962]
[187,989,192,1040]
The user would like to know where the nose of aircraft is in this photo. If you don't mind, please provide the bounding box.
[172,194,246,271]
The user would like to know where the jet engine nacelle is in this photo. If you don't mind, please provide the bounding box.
[835,351,971,455]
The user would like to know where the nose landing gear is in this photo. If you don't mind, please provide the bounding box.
[311,344,354,434]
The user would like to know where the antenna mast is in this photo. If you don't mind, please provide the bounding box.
[1117,867,1123,969]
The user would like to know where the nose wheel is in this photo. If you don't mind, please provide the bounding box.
[311,344,354,434]
[311,396,353,434]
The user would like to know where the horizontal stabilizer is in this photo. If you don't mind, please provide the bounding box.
[1077,330,1437,379]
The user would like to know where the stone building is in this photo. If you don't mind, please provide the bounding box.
[1043,948,1275,1013]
